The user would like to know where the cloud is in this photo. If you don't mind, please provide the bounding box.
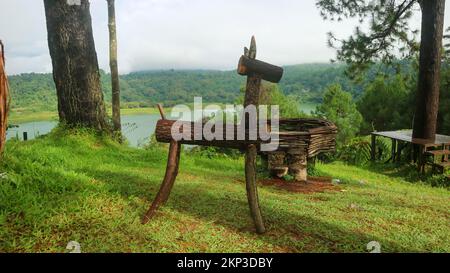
[0,0,449,75]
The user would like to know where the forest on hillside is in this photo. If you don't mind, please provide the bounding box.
[7,63,366,111]
[8,59,420,112]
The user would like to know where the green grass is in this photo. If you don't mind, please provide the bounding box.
[8,109,58,124]
[0,128,449,253]
[115,107,161,116]
[8,104,225,124]
[8,107,162,124]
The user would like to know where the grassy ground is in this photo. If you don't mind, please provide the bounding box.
[8,109,58,124]
[8,102,318,124]
[8,103,231,124]
[0,128,448,253]
[8,107,163,124]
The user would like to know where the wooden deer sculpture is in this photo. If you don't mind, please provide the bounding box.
[142,37,283,233]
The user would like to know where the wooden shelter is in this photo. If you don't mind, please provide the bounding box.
[371,130,450,173]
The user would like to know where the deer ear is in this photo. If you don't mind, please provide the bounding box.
[248,36,257,59]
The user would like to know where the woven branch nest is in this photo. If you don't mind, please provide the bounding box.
[267,118,338,157]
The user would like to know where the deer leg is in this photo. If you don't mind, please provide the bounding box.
[245,144,266,234]
[142,140,181,224]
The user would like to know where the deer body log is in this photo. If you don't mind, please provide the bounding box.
[154,119,270,149]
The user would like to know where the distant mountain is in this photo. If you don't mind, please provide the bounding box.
[8,63,364,111]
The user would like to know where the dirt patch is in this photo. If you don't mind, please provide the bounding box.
[260,176,339,194]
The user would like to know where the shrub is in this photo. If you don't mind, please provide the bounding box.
[335,136,391,165]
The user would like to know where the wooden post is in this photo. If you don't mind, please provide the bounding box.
[371,134,376,161]
[391,139,397,162]
[409,143,414,162]
[242,36,266,234]
[23,132,28,141]
[268,152,288,178]
[444,144,449,162]
[396,142,403,162]
[418,145,425,173]
[288,151,308,182]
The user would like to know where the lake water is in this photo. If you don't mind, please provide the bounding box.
[7,114,167,147]
[6,114,160,147]
[6,110,226,147]
[6,104,318,148]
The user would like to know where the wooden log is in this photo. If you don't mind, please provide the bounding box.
[155,118,337,156]
[155,119,266,149]
[268,151,288,178]
[142,140,181,224]
[237,55,283,83]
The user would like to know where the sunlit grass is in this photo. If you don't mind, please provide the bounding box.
[8,104,223,124]
[8,110,58,124]
[0,128,448,253]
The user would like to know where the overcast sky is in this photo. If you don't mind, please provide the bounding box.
[1,0,449,75]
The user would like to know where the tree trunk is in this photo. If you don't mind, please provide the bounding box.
[43,0,109,131]
[413,0,446,139]
[107,0,121,133]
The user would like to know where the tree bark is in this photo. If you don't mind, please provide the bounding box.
[413,0,446,139]
[107,0,121,133]
[154,119,265,149]
[43,0,109,131]
[287,151,308,182]
[0,41,9,154]
[268,152,288,178]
